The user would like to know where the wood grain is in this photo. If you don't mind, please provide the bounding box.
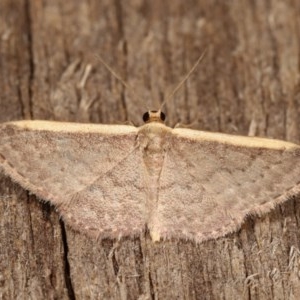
[1,0,300,299]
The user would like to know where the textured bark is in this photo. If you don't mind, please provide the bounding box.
[1,0,300,299]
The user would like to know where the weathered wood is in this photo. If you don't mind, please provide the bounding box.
[1,0,300,299]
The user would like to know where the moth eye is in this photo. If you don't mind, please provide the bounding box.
[160,112,166,121]
[143,112,150,122]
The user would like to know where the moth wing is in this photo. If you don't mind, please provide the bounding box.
[0,121,146,239]
[152,128,300,242]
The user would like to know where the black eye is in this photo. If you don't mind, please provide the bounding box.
[143,112,150,122]
[160,112,166,121]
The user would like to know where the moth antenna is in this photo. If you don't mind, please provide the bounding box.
[160,49,207,112]
[95,54,143,106]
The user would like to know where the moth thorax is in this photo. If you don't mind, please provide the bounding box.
[140,132,167,178]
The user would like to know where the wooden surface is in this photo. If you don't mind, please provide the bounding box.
[1,0,300,299]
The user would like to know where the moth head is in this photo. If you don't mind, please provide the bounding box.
[143,110,166,123]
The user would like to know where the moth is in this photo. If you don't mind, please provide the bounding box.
[1,110,300,242]
[1,54,300,243]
